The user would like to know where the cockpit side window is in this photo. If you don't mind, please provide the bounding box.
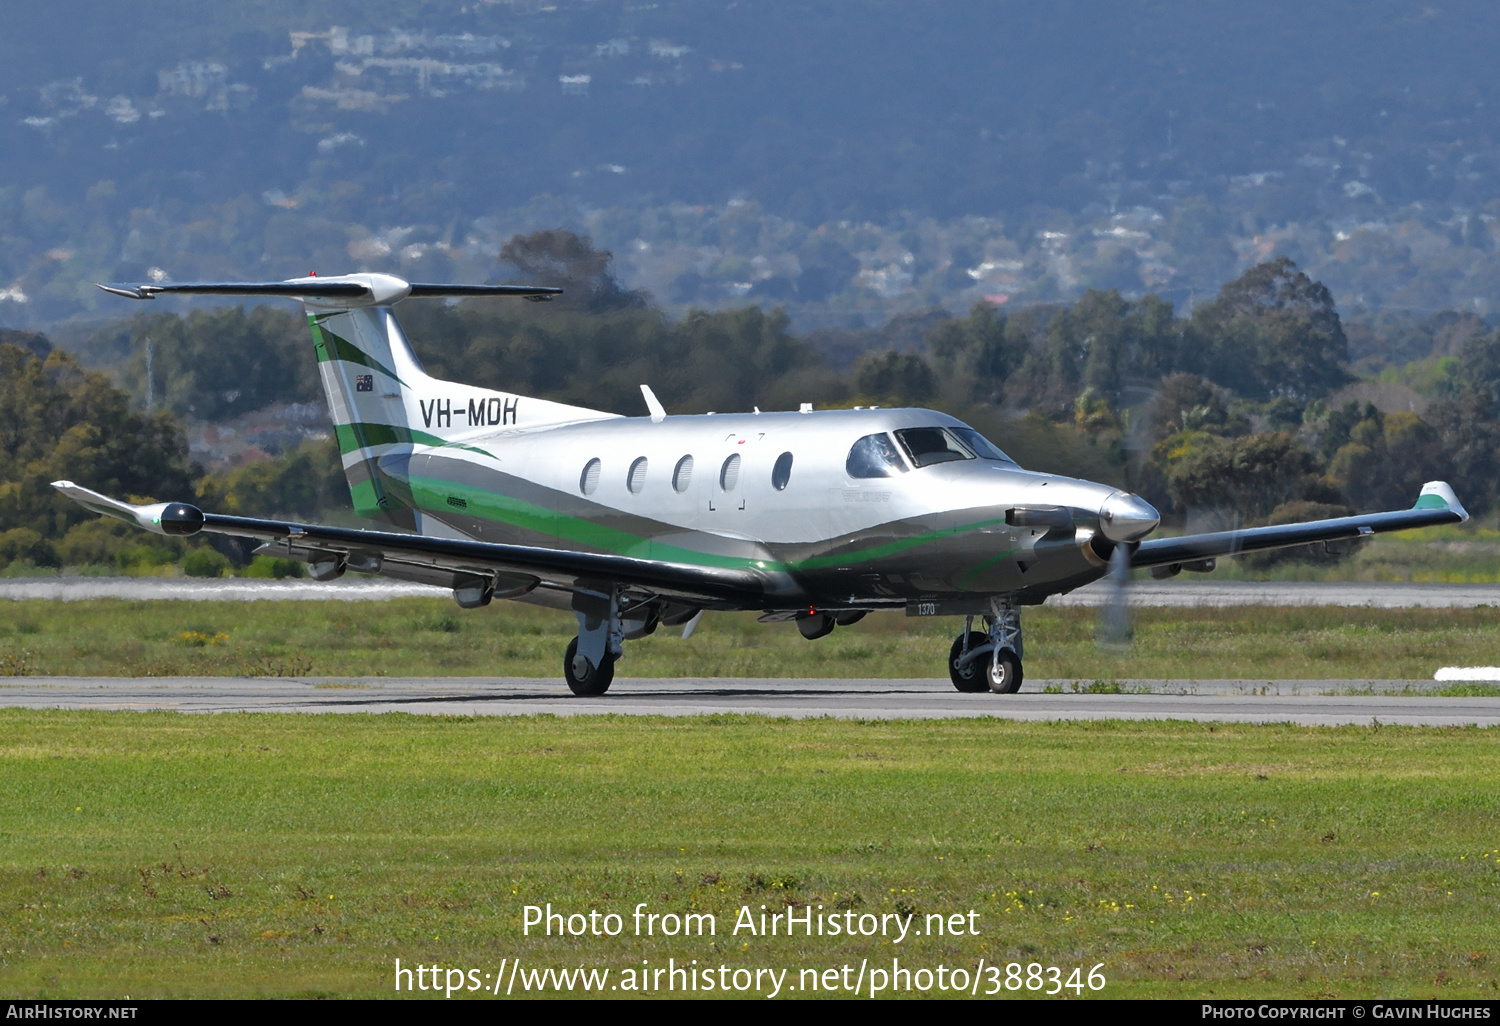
[950,426,1018,466]
[846,432,909,478]
[894,427,974,468]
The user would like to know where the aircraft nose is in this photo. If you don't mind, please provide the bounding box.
[1099,490,1160,542]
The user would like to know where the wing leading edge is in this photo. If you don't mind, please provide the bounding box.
[50,481,765,609]
[1131,481,1468,572]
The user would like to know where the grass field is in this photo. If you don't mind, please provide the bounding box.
[1,712,1497,999]
[4,598,1500,681]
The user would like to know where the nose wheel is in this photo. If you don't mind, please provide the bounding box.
[948,604,1024,694]
[986,649,1023,694]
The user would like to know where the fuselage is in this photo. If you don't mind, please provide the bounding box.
[371,406,1134,611]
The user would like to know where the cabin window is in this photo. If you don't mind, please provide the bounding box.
[950,426,1018,466]
[894,426,974,468]
[580,458,601,495]
[771,451,794,490]
[627,457,649,494]
[719,453,741,491]
[845,433,908,478]
[673,455,694,493]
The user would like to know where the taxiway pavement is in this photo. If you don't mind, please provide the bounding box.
[3,576,1500,607]
[3,676,1496,726]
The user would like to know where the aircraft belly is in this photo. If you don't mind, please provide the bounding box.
[775,508,1109,605]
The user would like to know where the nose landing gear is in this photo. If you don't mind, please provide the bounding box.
[948,601,1023,694]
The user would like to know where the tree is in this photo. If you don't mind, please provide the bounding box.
[84,305,317,422]
[852,349,937,404]
[499,230,647,312]
[999,290,1183,408]
[925,301,1027,403]
[0,343,194,561]
[1191,257,1349,400]
[1142,373,1231,445]
[1160,431,1319,520]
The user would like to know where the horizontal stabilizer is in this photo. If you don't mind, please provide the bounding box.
[96,273,560,308]
[97,281,367,300]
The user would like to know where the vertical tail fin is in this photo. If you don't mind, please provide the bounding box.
[301,283,613,524]
[94,273,613,528]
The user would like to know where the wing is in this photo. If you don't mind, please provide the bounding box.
[51,481,764,609]
[1131,481,1468,573]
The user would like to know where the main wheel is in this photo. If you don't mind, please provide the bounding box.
[563,636,615,696]
[948,632,990,693]
[987,649,1023,694]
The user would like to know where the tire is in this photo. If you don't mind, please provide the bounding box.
[948,632,990,693]
[987,649,1023,694]
[563,636,615,696]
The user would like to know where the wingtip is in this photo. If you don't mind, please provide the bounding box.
[95,282,151,300]
[1417,481,1469,522]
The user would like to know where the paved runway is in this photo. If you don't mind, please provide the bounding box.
[3,676,1496,726]
[4,577,1500,607]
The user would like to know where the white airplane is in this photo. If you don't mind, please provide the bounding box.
[56,273,1469,695]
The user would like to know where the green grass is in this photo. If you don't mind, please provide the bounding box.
[1,712,1496,998]
[3,599,1500,681]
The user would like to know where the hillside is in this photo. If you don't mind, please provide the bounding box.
[4,2,1500,333]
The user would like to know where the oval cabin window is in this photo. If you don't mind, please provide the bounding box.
[772,451,793,490]
[719,453,741,491]
[580,458,602,495]
[627,456,649,494]
[673,455,694,493]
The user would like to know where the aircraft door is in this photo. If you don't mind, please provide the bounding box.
[704,433,750,520]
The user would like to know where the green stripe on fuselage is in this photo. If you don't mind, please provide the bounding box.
[405,470,1014,582]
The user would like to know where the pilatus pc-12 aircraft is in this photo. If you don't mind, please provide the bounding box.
[56,273,1469,695]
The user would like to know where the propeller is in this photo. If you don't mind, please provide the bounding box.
[1094,540,1134,649]
[1093,490,1155,650]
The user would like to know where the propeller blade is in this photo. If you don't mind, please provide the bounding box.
[1095,541,1134,649]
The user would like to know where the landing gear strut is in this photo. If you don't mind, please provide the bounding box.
[948,600,1023,694]
[565,585,659,696]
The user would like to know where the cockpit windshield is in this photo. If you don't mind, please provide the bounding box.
[846,432,909,478]
[894,427,973,468]
[949,426,1018,466]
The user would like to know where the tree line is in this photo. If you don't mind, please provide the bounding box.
[3,234,1497,574]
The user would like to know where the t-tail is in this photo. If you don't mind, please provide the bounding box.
[97,273,616,528]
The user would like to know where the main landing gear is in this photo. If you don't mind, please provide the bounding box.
[948,601,1023,694]
[564,585,681,696]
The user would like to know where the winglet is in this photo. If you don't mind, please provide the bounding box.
[640,384,667,423]
[1414,481,1469,522]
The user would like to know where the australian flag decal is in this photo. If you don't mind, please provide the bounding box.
[355,374,374,392]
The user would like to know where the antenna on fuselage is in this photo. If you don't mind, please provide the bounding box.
[640,384,667,423]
